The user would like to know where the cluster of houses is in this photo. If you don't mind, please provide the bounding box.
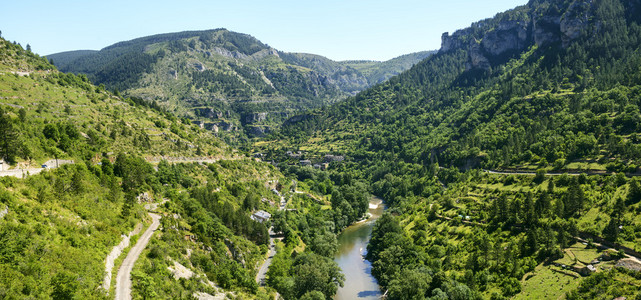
[250,151,346,171]
[299,154,344,170]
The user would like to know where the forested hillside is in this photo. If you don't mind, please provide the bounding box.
[259,0,641,298]
[0,37,361,299]
[48,29,431,141]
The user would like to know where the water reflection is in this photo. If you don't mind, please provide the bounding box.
[334,197,384,300]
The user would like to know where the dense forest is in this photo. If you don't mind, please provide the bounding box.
[256,0,641,298]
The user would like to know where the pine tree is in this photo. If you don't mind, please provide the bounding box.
[524,192,536,226]
[555,198,565,218]
[627,178,641,204]
[0,108,18,163]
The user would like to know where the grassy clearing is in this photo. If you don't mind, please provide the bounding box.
[517,264,580,300]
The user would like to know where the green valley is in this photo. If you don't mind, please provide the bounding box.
[3,0,641,299]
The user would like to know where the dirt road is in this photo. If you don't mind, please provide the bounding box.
[114,213,161,300]
[255,196,286,285]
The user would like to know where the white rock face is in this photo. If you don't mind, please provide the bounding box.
[101,223,143,292]
[167,260,194,280]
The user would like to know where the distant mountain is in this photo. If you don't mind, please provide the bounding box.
[48,29,433,139]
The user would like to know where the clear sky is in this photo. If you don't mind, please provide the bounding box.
[0,0,528,61]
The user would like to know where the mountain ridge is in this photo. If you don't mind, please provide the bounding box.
[47,29,433,139]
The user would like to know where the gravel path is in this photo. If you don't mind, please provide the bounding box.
[114,213,161,300]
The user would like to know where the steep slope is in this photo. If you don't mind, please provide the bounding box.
[262,0,641,299]
[280,0,641,173]
[48,29,431,139]
[0,37,280,299]
[1,36,369,300]
[279,50,434,94]
[1,39,230,165]
[341,51,435,86]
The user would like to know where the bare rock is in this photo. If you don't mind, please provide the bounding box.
[211,47,248,60]
[167,260,194,280]
[466,40,491,70]
[616,258,641,272]
[534,14,562,47]
[481,20,530,56]
[244,112,268,124]
[560,0,593,47]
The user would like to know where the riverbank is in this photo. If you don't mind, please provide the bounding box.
[334,196,384,300]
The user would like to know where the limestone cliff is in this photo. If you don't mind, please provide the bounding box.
[440,0,598,70]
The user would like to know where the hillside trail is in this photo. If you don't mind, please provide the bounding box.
[114,213,161,300]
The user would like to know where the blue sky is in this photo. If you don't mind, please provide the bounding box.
[0,0,527,61]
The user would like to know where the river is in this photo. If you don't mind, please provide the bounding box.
[334,197,384,300]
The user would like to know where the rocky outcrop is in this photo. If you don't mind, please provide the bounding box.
[195,108,224,119]
[466,40,491,70]
[616,257,641,272]
[209,47,248,60]
[250,48,280,61]
[0,205,7,219]
[441,0,597,70]
[203,121,236,132]
[193,62,205,72]
[246,125,271,137]
[243,112,268,124]
[169,69,178,80]
[480,20,530,56]
[440,28,474,53]
[560,0,593,47]
[533,14,562,47]
[224,239,245,266]
[283,113,315,126]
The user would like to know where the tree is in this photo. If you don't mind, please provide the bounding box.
[387,268,432,300]
[299,291,325,300]
[524,192,535,226]
[292,253,344,299]
[555,198,565,218]
[0,108,18,163]
[18,108,26,123]
[132,271,157,299]
[114,154,152,193]
[50,271,77,300]
[627,178,641,204]
[535,191,551,216]
[367,213,402,261]
[310,230,338,258]
[26,44,31,52]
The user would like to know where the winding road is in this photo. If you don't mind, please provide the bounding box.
[114,213,161,300]
[255,195,286,285]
